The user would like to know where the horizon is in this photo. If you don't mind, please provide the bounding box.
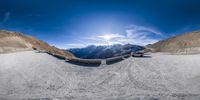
[1,0,200,49]
[67,43,144,49]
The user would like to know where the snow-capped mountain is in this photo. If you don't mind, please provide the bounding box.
[68,44,144,59]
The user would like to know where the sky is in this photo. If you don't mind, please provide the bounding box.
[0,0,200,49]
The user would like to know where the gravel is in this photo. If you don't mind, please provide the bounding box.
[0,51,200,100]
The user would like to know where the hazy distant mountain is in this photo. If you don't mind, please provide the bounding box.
[68,44,144,59]
[147,30,200,54]
[0,30,74,58]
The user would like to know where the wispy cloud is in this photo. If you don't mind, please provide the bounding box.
[125,24,163,35]
[124,30,160,45]
[123,24,164,45]
[64,24,163,49]
[1,12,10,24]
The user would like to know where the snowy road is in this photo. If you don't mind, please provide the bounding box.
[0,51,200,100]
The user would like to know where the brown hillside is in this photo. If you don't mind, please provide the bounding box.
[148,30,200,54]
[0,30,74,58]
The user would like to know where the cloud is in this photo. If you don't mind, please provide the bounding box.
[123,24,163,45]
[64,24,163,48]
[124,30,160,45]
[1,12,10,24]
[125,24,163,35]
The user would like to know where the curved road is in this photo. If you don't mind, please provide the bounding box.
[0,51,200,100]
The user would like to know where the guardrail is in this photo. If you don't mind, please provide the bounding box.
[37,50,47,53]
[53,54,66,60]
[105,56,124,65]
[123,54,131,59]
[41,49,134,66]
[67,58,102,64]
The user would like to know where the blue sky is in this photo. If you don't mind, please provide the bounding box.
[0,0,200,49]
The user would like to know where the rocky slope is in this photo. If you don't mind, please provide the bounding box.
[148,30,200,54]
[0,30,74,58]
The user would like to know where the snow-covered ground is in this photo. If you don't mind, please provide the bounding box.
[0,51,200,100]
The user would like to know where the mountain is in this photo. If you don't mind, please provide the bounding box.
[147,30,200,54]
[68,44,144,59]
[0,30,74,58]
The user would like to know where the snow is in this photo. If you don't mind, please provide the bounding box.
[0,51,200,100]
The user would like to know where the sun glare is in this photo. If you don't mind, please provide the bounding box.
[99,34,121,41]
[102,34,112,40]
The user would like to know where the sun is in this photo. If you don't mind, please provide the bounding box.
[102,34,112,41]
[98,34,120,41]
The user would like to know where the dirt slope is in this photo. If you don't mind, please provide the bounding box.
[148,30,200,54]
[0,30,74,58]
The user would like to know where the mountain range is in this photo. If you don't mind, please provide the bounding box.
[68,44,144,59]
[1,29,200,59]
